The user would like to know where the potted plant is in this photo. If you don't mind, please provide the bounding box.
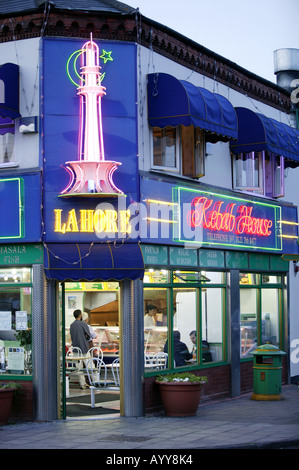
[0,382,21,425]
[155,372,208,417]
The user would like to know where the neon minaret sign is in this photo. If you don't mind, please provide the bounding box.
[61,34,123,197]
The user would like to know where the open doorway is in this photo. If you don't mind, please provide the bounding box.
[61,281,121,419]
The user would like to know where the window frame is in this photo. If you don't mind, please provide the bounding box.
[151,125,206,179]
[143,268,227,376]
[151,126,180,173]
[232,150,285,198]
[0,117,18,169]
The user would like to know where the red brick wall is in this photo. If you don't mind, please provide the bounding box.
[145,359,288,413]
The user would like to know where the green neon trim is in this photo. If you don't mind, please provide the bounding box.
[100,49,113,64]
[66,49,82,87]
[0,177,24,240]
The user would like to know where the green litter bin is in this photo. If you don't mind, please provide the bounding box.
[251,343,286,401]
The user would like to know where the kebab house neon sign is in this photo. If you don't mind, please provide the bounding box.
[173,187,282,250]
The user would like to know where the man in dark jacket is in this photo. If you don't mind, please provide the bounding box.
[70,309,91,354]
[164,330,192,367]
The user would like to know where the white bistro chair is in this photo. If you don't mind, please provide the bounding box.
[65,346,85,388]
[153,352,168,369]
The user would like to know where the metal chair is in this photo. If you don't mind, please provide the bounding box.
[87,346,104,360]
[111,357,120,387]
[86,357,108,408]
[153,352,168,369]
[65,346,85,388]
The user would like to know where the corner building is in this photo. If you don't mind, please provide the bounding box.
[0,1,298,421]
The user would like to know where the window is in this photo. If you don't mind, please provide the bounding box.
[143,269,225,372]
[232,151,284,197]
[152,125,206,178]
[0,117,17,168]
[0,268,32,376]
[240,273,284,358]
[153,127,179,171]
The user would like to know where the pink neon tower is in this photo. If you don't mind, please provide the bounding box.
[61,34,123,196]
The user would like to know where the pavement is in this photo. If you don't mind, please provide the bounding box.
[0,384,299,452]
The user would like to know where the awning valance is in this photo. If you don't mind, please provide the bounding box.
[230,107,299,166]
[44,242,144,282]
[147,73,238,142]
[0,63,21,120]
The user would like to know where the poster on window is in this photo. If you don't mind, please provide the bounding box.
[7,347,24,373]
[0,311,12,330]
[16,311,28,331]
[7,347,25,374]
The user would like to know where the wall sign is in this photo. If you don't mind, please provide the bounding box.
[173,186,283,251]
[43,38,138,244]
[60,34,123,197]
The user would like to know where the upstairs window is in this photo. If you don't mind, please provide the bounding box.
[232,151,284,198]
[152,125,206,178]
[0,117,17,168]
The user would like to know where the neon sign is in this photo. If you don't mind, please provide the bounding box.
[54,208,131,234]
[187,197,273,237]
[61,34,123,197]
[173,187,282,251]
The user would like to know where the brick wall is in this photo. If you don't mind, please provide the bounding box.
[145,359,288,413]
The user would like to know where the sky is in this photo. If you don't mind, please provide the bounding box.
[127,0,299,83]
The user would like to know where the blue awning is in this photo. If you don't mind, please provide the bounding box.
[230,107,299,167]
[44,242,144,281]
[147,73,238,142]
[0,63,21,120]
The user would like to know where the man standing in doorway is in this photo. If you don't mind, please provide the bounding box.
[69,309,92,389]
[70,309,92,354]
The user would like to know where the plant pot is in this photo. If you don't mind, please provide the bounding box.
[156,381,203,417]
[0,389,14,425]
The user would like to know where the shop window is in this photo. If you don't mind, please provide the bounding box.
[152,125,205,178]
[173,288,197,368]
[240,289,258,357]
[144,288,168,370]
[143,269,225,371]
[232,151,284,198]
[0,117,17,168]
[240,274,283,357]
[143,269,169,284]
[0,282,32,375]
[202,288,224,362]
[261,288,280,346]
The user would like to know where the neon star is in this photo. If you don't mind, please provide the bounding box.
[100,49,113,64]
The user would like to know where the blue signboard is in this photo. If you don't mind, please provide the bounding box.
[42,38,139,243]
[173,186,282,251]
[140,175,299,254]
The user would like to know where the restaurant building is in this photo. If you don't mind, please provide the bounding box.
[0,1,298,421]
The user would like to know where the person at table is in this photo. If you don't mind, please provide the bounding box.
[189,330,197,360]
[144,304,158,329]
[70,309,92,355]
[164,330,192,367]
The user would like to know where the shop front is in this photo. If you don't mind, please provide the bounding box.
[140,174,297,410]
[41,36,147,419]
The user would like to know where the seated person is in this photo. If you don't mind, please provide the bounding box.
[144,304,158,329]
[164,330,192,367]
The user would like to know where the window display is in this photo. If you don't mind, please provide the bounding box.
[0,271,32,375]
